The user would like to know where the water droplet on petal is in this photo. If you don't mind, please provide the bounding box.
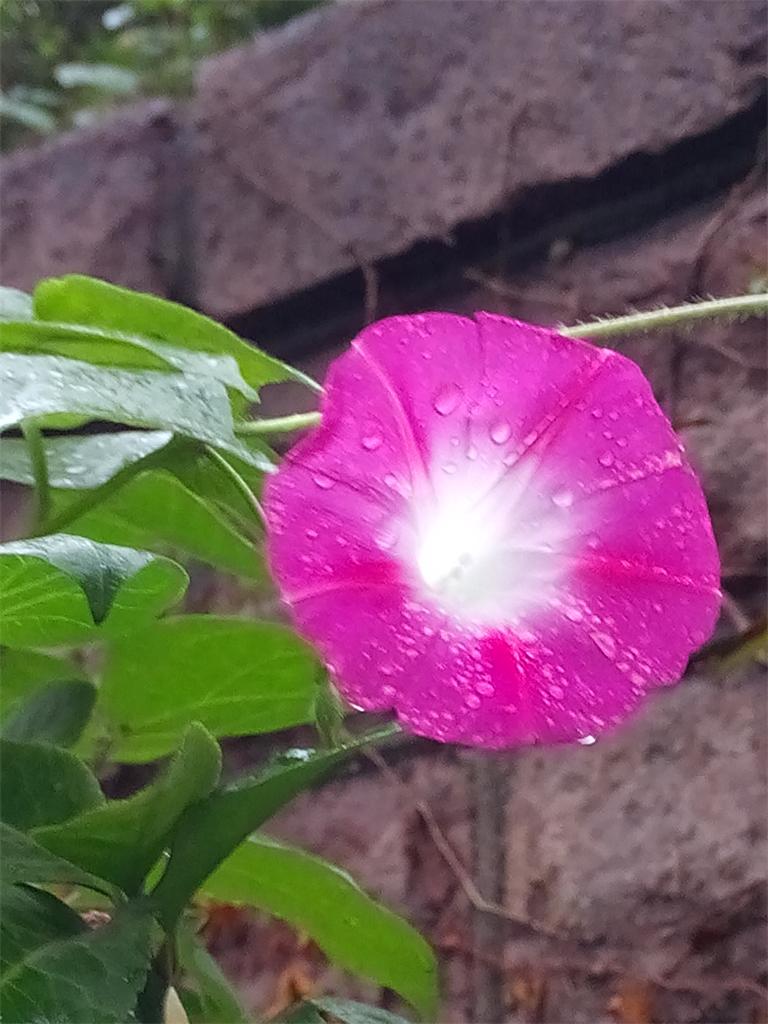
[361,431,382,451]
[465,693,481,709]
[313,472,334,489]
[442,461,457,474]
[476,681,495,696]
[433,384,461,416]
[551,488,574,508]
[564,606,583,623]
[598,451,614,468]
[591,631,617,659]
[490,419,511,444]
[305,528,318,539]
[578,734,597,745]
[466,444,478,461]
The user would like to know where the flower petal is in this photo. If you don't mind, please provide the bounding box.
[264,312,720,749]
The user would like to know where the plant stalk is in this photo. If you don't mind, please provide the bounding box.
[561,292,768,341]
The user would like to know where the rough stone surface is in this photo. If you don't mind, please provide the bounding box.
[0,101,177,297]
[193,0,766,318]
[503,668,766,948]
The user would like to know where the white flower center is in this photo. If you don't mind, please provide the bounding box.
[408,461,574,627]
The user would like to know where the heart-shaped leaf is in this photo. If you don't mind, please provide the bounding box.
[0,534,187,648]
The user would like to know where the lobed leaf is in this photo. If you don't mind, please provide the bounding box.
[1,680,96,747]
[152,725,399,927]
[0,534,187,648]
[0,352,271,470]
[0,648,85,717]
[0,738,103,831]
[203,836,438,1019]
[0,896,155,1023]
[34,275,319,391]
[33,723,221,893]
[102,618,318,762]
[0,823,114,896]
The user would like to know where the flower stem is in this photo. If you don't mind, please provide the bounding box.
[561,293,768,341]
[235,411,322,436]
[20,419,51,531]
[203,445,264,524]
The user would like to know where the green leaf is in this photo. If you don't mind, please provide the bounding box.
[0,823,114,895]
[0,320,258,400]
[0,534,187,647]
[0,431,173,490]
[0,738,103,831]
[176,922,248,1024]
[311,998,414,1024]
[102,618,318,762]
[0,287,33,321]
[202,836,438,1019]
[54,62,139,93]
[0,93,56,133]
[0,352,270,469]
[33,723,221,894]
[1,884,86,977]
[0,898,155,1023]
[2,680,96,747]
[34,275,319,392]
[0,648,84,717]
[57,470,264,582]
[152,725,399,927]
[277,1004,326,1024]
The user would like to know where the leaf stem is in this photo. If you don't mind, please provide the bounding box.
[561,293,768,341]
[20,419,51,530]
[235,411,322,436]
[202,445,264,524]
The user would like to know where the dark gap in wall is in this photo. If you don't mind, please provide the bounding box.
[227,89,766,359]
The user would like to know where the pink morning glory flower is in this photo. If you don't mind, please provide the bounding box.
[264,314,720,748]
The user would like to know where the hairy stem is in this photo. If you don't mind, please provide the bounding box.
[562,293,768,341]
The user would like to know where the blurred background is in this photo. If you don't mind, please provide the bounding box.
[1,2,766,1021]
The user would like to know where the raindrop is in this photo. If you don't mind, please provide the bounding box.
[598,451,614,468]
[616,436,628,448]
[591,407,603,419]
[551,488,574,508]
[361,431,382,451]
[313,473,334,489]
[442,461,457,474]
[564,606,583,623]
[465,693,481,709]
[578,734,597,745]
[383,473,398,489]
[375,527,397,551]
[466,444,478,461]
[476,681,495,696]
[549,684,565,700]
[433,384,461,416]
[381,684,396,698]
[305,528,318,539]
[591,631,617,659]
[490,419,512,445]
